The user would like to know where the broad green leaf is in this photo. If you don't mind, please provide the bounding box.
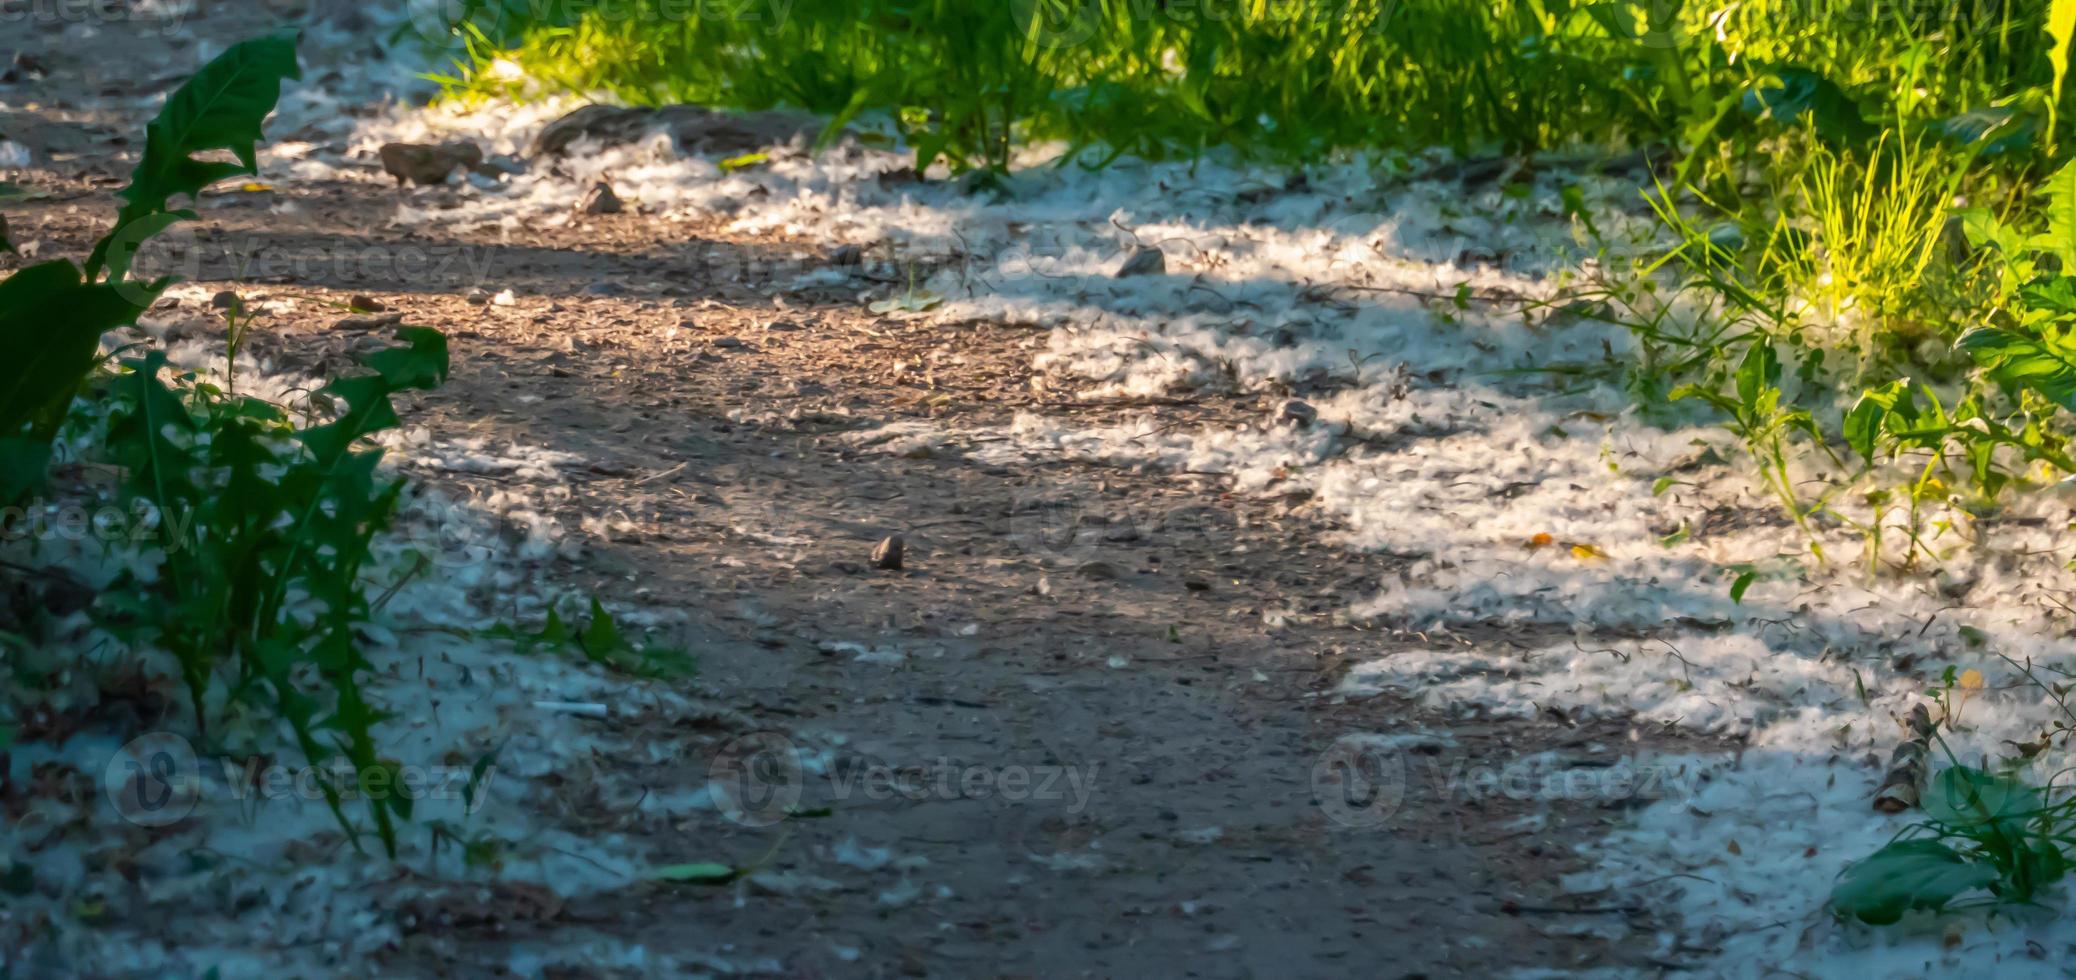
[2031,161,2076,269]
[0,437,53,503]
[1740,67,1875,145]
[0,260,159,437]
[1830,839,2000,925]
[1729,570,1757,604]
[1957,326,2076,411]
[581,597,623,659]
[88,32,300,279]
[365,326,450,390]
[1923,766,2043,832]
[1734,342,1779,411]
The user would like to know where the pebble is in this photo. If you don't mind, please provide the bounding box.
[377,140,484,186]
[871,535,905,570]
[579,181,623,215]
[1115,245,1166,278]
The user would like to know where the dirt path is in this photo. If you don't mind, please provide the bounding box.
[4,5,1729,976]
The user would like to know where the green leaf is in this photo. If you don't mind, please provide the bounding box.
[365,326,450,391]
[580,597,623,659]
[0,260,159,438]
[1740,67,1875,144]
[1729,570,1757,604]
[1734,342,1779,412]
[1956,326,2076,411]
[1830,839,2001,925]
[2031,161,2076,269]
[88,32,300,279]
[1923,766,2042,832]
[0,437,53,503]
[2050,0,2076,143]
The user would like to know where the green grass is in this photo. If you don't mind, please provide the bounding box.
[427,2,2076,574]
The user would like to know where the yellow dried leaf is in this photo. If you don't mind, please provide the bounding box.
[1570,543,1608,561]
[1959,668,1984,690]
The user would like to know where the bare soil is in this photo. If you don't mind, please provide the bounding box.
[1,4,1732,976]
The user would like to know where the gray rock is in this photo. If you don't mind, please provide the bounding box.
[579,181,623,215]
[1116,245,1165,278]
[871,535,905,571]
[1279,399,1318,428]
[379,141,484,186]
[531,104,821,159]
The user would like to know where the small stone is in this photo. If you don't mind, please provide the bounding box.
[829,244,863,267]
[1075,560,1120,581]
[348,294,385,313]
[764,319,799,331]
[579,181,623,215]
[464,288,491,305]
[210,290,239,309]
[1184,577,1212,592]
[1279,399,1318,428]
[711,336,744,349]
[1115,245,1166,278]
[378,141,484,187]
[871,535,905,571]
[333,312,406,331]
